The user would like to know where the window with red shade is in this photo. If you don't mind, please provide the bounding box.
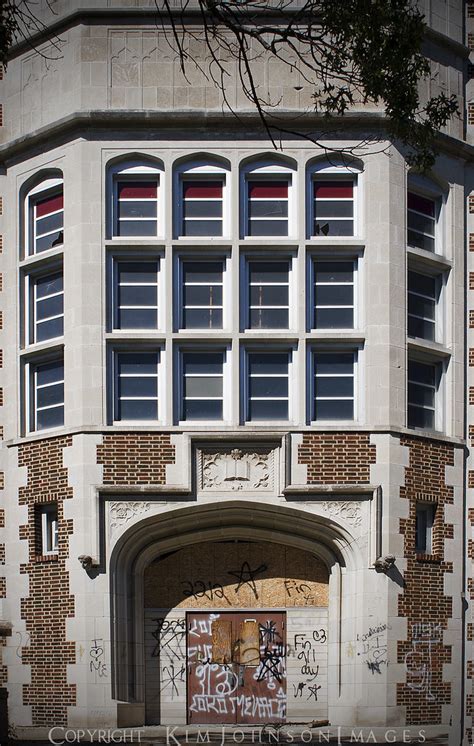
[313,179,354,237]
[30,189,64,255]
[181,179,224,237]
[407,191,437,253]
[247,179,289,237]
[114,178,159,237]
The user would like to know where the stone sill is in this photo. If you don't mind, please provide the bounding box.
[33,553,59,563]
[415,553,442,564]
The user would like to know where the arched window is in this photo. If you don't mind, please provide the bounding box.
[240,157,296,239]
[25,176,64,256]
[173,156,230,239]
[107,157,163,239]
[307,157,363,239]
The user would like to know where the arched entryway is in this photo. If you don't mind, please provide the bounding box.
[143,540,329,725]
[109,501,362,726]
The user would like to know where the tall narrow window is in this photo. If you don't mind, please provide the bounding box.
[113,260,159,330]
[31,190,64,254]
[248,260,289,329]
[31,358,64,431]
[37,504,59,555]
[30,270,64,343]
[407,271,438,341]
[114,351,159,421]
[247,180,289,236]
[181,351,224,421]
[115,179,158,237]
[313,260,354,329]
[247,351,289,421]
[313,180,354,236]
[407,359,437,429]
[415,502,436,554]
[313,352,355,420]
[182,179,223,236]
[181,260,223,329]
[407,192,436,252]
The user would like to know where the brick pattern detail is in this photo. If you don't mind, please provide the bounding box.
[468,0,474,17]
[470,196,474,213]
[0,509,4,528]
[468,624,474,642]
[298,433,376,484]
[18,437,76,726]
[470,349,474,367]
[469,33,474,49]
[470,311,474,328]
[470,234,474,251]
[469,103,474,124]
[397,436,454,724]
[468,661,474,679]
[97,432,175,485]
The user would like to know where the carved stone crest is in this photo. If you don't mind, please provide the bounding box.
[109,501,151,533]
[199,447,275,493]
[320,500,362,527]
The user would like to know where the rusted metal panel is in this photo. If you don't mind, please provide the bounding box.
[187,612,286,724]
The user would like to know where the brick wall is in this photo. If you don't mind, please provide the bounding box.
[97,433,175,485]
[18,437,75,726]
[298,433,376,484]
[397,435,455,724]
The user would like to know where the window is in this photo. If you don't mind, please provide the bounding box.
[29,187,64,255]
[37,503,58,555]
[407,359,439,429]
[115,179,158,237]
[313,260,355,329]
[407,191,437,253]
[30,357,64,432]
[313,179,355,237]
[407,270,440,342]
[181,179,224,237]
[246,351,289,421]
[114,351,159,422]
[113,260,159,330]
[313,351,355,421]
[181,260,223,329]
[415,502,436,554]
[246,179,289,237]
[181,351,224,421]
[247,259,289,329]
[28,270,64,344]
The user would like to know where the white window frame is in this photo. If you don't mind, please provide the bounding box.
[407,174,445,256]
[308,346,360,425]
[26,355,65,434]
[25,266,64,346]
[309,255,358,331]
[39,503,59,556]
[176,345,231,425]
[174,160,230,239]
[407,355,445,433]
[307,160,362,240]
[111,347,164,425]
[110,254,164,332]
[175,251,230,331]
[415,501,436,554]
[240,161,297,240]
[241,251,297,332]
[242,346,296,425]
[108,160,164,240]
[407,266,445,345]
[25,178,64,257]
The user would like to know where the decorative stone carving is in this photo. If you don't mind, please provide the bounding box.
[320,500,362,527]
[199,447,275,493]
[109,501,151,533]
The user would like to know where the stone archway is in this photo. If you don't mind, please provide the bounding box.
[143,540,330,725]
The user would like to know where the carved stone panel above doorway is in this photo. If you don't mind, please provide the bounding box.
[196,444,280,496]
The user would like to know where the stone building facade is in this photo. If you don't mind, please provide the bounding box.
[0,0,472,742]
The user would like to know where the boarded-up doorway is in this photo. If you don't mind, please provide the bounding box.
[187,612,286,724]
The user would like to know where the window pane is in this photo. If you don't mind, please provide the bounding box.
[119,285,157,307]
[314,181,353,199]
[183,353,223,374]
[37,381,64,409]
[314,353,354,375]
[119,400,158,421]
[116,262,158,330]
[314,201,353,218]
[316,376,353,398]
[119,309,157,329]
[248,353,288,375]
[408,382,435,408]
[250,286,288,306]
[183,201,223,218]
[249,309,289,328]
[408,360,436,386]
[36,294,63,322]
[315,262,354,283]
[184,309,222,329]
[183,400,223,420]
[408,404,434,429]
[183,220,222,237]
[315,399,353,420]
[184,285,223,306]
[36,211,63,237]
[120,376,157,398]
[36,193,64,217]
[37,317,63,342]
[118,262,158,283]
[313,219,353,236]
[248,181,288,198]
[249,376,288,398]
[408,316,435,341]
[118,353,158,375]
[35,231,63,252]
[249,262,288,283]
[248,219,288,236]
[407,230,435,252]
[408,271,436,297]
[118,201,157,219]
[249,399,288,420]
[183,181,223,198]
[37,405,64,430]
[36,273,63,298]
[408,293,435,320]
[117,220,156,236]
[36,360,63,386]
[185,376,223,398]
[407,211,435,237]
[315,308,353,329]
[248,200,288,218]
[118,182,157,199]
[316,285,353,306]
[407,192,435,217]
[183,261,223,283]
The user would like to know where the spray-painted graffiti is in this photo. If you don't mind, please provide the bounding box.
[289,628,327,701]
[89,638,107,678]
[151,617,186,660]
[356,623,391,675]
[284,580,317,606]
[404,622,441,701]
